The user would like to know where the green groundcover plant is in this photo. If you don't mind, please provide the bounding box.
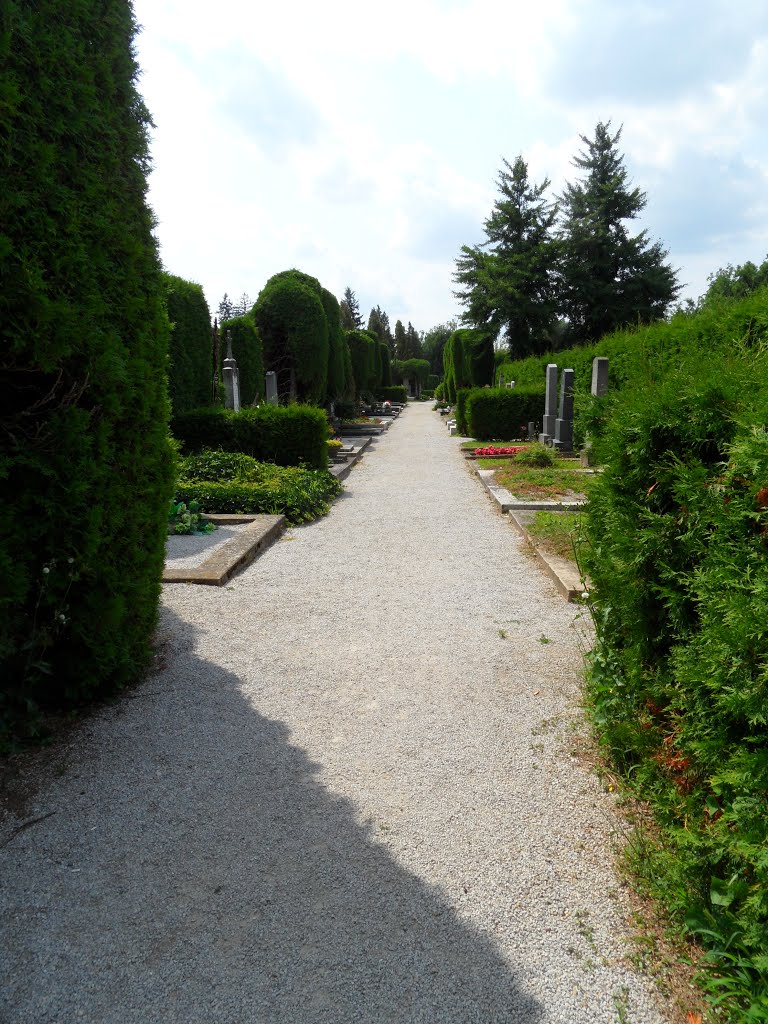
[175,450,341,524]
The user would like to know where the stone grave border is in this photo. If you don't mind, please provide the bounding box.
[163,514,285,586]
[475,468,588,512]
[507,510,589,603]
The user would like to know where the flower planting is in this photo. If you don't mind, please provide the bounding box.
[474,445,526,456]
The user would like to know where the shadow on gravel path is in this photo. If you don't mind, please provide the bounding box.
[0,609,542,1024]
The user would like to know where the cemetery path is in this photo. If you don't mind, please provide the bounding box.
[1,404,670,1024]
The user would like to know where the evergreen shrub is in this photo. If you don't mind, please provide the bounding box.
[465,388,544,440]
[164,274,212,414]
[172,405,328,469]
[0,0,173,740]
[176,451,340,524]
[219,315,263,406]
[375,387,408,404]
[253,272,329,404]
[455,389,473,435]
[583,354,768,1017]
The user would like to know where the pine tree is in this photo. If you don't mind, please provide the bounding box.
[454,156,560,359]
[559,122,680,343]
[393,319,408,360]
[217,293,235,323]
[367,305,394,351]
[340,287,364,330]
[404,322,422,359]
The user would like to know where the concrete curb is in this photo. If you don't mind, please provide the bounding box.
[163,514,286,586]
[508,510,589,603]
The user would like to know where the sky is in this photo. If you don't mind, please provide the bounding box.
[132,0,768,333]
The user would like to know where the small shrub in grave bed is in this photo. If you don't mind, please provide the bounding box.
[514,442,556,467]
[171,404,328,469]
[582,357,768,1019]
[176,450,341,524]
[167,500,216,535]
[465,387,544,441]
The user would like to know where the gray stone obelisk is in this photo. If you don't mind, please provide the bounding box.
[222,330,241,412]
[591,357,609,397]
[539,363,558,446]
[265,371,278,406]
[553,368,575,452]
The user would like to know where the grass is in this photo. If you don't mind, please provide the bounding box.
[487,463,594,500]
[525,511,585,561]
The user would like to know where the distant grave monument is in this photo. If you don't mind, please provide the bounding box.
[222,330,241,412]
[265,370,278,406]
[539,363,558,446]
[553,368,575,452]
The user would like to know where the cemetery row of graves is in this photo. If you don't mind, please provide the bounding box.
[439,286,768,1021]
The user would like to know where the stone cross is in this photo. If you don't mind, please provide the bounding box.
[591,357,609,397]
[222,330,241,412]
[553,368,575,452]
[265,371,278,406]
[539,363,558,446]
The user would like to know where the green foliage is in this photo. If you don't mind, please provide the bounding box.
[455,389,473,435]
[340,286,363,331]
[367,305,393,350]
[375,386,408,403]
[176,452,341,524]
[559,122,680,344]
[164,274,212,414]
[346,329,378,398]
[465,387,544,440]
[454,156,560,358]
[219,315,263,405]
[0,0,174,741]
[252,270,329,404]
[497,286,768,456]
[320,287,347,403]
[167,500,216,535]
[701,256,768,308]
[172,404,328,469]
[422,321,458,376]
[379,343,392,387]
[434,382,446,401]
[582,352,768,1020]
[515,442,555,467]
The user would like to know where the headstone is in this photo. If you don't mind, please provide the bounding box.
[527,421,537,440]
[539,363,558,445]
[591,357,609,397]
[265,371,278,406]
[222,330,241,412]
[553,368,575,452]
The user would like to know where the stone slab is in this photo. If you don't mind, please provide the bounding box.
[163,514,286,586]
[507,510,589,603]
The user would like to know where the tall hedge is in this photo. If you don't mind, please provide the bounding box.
[172,405,328,469]
[219,315,263,406]
[464,387,544,440]
[380,344,392,387]
[163,273,212,414]
[347,329,377,398]
[0,0,173,738]
[253,271,329,404]
[320,287,348,403]
[582,353,768,1016]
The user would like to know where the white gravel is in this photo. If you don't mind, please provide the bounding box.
[0,404,669,1024]
[165,523,251,572]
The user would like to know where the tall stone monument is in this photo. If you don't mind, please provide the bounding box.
[222,330,241,413]
[591,356,609,397]
[553,368,575,452]
[539,363,559,446]
[265,371,278,406]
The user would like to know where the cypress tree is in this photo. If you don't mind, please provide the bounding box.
[0,0,173,734]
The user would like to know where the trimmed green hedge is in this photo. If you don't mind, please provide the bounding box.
[219,315,263,405]
[375,386,408,403]
[0,0,173,740]
[455,388,472,435]
[164,274,212,414]
[172,405,328,469]
[176,451,340,524]
[465,388,544,440]
[253,271,329,404]
[583,353,768,1019]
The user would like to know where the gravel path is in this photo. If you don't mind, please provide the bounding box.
[1,404,669,1024]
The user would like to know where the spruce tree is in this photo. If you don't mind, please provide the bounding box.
[454,156,559,358]
[393,319,407,360]
[340,287,364,330]
[559,122,679,343]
